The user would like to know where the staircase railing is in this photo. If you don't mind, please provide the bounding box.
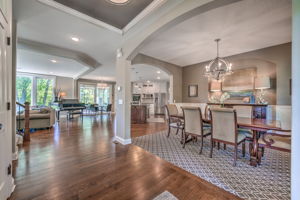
[16,102,30,142]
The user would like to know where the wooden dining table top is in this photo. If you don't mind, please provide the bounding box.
[170,114,290,132]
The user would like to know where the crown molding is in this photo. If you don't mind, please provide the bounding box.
[122,0,168,34]
[18,38,101,79]
[37,0,123,34]
[37,0,168,35]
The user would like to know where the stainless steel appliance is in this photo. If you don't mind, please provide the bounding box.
[154,93,167,115]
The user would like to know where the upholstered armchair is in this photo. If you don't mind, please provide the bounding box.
[257,130,291,164]
[165,104,184,138]
[210,108,247,166]
[182,107,211,154]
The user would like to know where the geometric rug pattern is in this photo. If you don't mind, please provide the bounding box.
[132,130,290,200]
[153,191,178,200]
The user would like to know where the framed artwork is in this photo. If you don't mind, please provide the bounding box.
[188,85,198,97]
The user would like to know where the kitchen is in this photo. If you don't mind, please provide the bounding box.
[131,80,169,123]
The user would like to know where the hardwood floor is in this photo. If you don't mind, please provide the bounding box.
[9,115,240,200]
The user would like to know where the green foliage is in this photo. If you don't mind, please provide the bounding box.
[36,78,53,106]
[16,76,32,104]
[80,86,95,104]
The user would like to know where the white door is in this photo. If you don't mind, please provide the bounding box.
[0,1,13,198]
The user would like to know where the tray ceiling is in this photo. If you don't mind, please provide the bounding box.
[53,0,154,29]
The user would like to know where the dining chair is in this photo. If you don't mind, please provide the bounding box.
[233,105,254,142]
[257,106,291,164]
[165,104,184,138]
[182,107,211,154]
[257,130,291,164]
[210,108,247,166]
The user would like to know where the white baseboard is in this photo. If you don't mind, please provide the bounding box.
[113,136,132,145]
[0,177,15,200]
[12,151,18,161]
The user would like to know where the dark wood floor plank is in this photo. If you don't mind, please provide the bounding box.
[9,115,240,200]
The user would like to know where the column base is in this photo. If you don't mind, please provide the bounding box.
[113,136,132,145]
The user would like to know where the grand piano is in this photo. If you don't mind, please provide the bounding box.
[52,99,86,121]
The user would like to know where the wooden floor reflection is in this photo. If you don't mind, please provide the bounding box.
[9,114,240,200]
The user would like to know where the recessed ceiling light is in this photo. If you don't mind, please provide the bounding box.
[157,77,161,80]
[71,37,80,42]
[157,71,161,74]
[107,0,130,5]
[51,59,57,63]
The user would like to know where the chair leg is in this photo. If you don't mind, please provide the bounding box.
[199,135,203,154]
[257,147,263,165]
[167,126,171,138]
[217,142,220,150]
[210,139,213,158]
[182,133,186,148]
[262,147,265,157]
[175,127,179,135]
[233,145,238,167]
[224,144,226,150]
[249,142,253,156]
[242,141,246,157]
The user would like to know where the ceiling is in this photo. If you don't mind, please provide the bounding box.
[17,49,89,78]
[14,0,123,81]
[53,0,154,29]
[131,64,169,82]
[140,0,292,66]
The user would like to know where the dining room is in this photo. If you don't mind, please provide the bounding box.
[131,0,292,199]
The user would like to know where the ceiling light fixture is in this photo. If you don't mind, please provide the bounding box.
[51,59,57,63]
[157,71,161,74]
[204,39,233,81]
[107,0,130,5]
[157,77,161,80]
[71,37,80,42]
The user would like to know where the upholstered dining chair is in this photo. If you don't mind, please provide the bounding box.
[233,105,254,141]
[181,107,211,154]
[257,130,291,164]
[210,108,247,166]
[165,104,184,138]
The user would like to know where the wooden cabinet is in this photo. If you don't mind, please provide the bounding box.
[131,105,147,124]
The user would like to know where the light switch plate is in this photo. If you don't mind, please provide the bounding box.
[118,99,123,104]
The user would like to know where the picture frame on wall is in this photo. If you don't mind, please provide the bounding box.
[188,85,198,97]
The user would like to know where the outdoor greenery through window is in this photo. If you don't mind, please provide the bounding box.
[16,76,32,104]
[16,74,55,106]
[80,84,95,104]
[79,83,112,106]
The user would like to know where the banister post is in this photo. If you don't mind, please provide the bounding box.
[23,102,30,142]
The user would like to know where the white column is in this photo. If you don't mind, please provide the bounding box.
[114,55,132,145]
[291,1,300,200]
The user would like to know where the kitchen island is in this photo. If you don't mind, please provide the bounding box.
[131,105,148,124]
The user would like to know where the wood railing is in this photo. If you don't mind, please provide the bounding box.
[16,102,30,142]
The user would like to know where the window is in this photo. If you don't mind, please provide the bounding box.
[79,84,96,104]
[16,76,33,104]
[36,78,54,106]
[16,74,55,106]
[97,86,111,106]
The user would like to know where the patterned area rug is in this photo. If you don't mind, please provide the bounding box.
[132,131,290,200]
[153,191,178,200]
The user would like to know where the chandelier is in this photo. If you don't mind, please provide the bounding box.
[204,39,233,81]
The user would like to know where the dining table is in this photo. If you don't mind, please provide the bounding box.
[170,114,290,166]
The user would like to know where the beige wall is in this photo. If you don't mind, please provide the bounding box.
[56,76,75,99]
[182,43,291,105]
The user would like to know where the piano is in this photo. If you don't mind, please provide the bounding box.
[52,99,86,120]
